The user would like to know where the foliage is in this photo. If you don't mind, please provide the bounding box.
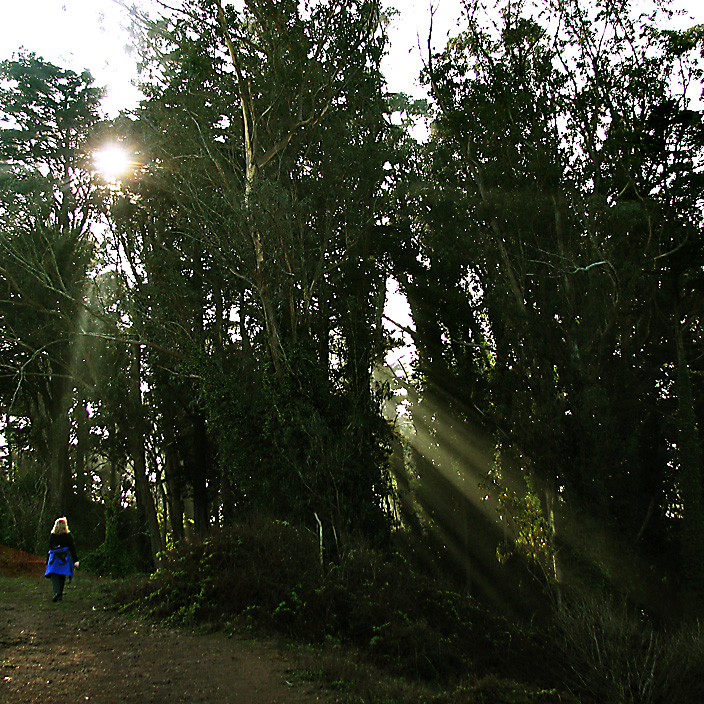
[2,0,704,647]
[200,342,394,541]
[0,51,111,518]
[105,0,397,542]
[114,518,704,703]
[118,518,556,689]
[0,465,49,553]
[553,592,704,703]
[674,343,704,599]
[1,1,399,570]
[80,494,152,577]
[384,0,704,610]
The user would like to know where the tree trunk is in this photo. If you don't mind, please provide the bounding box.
[74,400,89,499]
[129,345,163,568]
[675,323,704,602]
[191,411,210,537]
[164,442,185,543]
[48,375,73,517]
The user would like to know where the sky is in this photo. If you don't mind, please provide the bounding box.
[0,0,450,364]
[1,0,702,368]
[2,0,702,115]
[0,0,465,116]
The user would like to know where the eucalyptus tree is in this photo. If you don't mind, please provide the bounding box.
[110,0,394,542]
[0,52,106,521]
[388,0,704,605]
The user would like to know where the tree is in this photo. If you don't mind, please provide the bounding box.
[0,52,104,520]
[386,0,704,608]
[106,0,395,544]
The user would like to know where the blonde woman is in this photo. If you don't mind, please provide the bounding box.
[44,517,79,602]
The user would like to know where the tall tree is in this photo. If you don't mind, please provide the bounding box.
[386,0,704,607]
[108,0,395,543]
[0,52,104,519]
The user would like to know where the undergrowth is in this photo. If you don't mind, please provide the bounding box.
[113,516,704,704]
[552,592,704,704]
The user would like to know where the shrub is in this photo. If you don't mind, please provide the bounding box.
[125,516,322,628]
[553,592,704,703]
[118,516,557,689]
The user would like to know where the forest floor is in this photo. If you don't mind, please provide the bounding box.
[0,551,336,704]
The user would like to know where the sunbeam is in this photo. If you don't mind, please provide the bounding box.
[383,364,675,620]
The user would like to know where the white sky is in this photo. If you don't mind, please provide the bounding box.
[1,0,701,115]
[0,0,465,116]
[1,0,702,365]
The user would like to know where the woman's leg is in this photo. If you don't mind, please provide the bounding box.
[50,575,65,601]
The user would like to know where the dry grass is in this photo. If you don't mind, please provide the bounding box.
[553,592,704,704]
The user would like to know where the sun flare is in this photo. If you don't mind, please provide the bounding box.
[94,144,131,182]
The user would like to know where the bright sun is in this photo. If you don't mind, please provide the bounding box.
[94,145,131,182]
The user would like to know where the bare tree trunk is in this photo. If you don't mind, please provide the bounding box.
[164,442,185,543]
[544,481,562,608]
[129,345,163,567]
[48,375,72,517]
[191,412,210,537]
[74,399,89,499]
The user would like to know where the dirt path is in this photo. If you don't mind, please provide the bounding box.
[0,575,335,704]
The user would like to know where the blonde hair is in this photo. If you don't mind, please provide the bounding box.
[51,517,70,535]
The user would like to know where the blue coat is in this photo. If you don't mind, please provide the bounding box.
[45,547,74,581]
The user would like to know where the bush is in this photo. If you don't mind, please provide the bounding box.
[124,516,323,628]
[553,592,704,703]
[118,517,557,689]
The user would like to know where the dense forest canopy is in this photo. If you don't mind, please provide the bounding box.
[1,0,704,615]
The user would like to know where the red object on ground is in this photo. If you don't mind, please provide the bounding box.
[0,544,46,577]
